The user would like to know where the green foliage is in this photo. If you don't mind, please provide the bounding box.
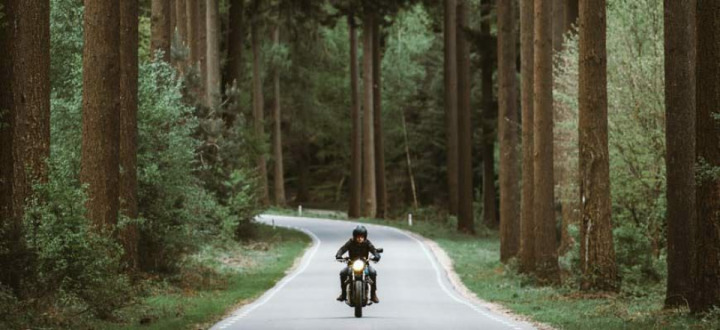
[23,164,134,320]
[554,0,665,283]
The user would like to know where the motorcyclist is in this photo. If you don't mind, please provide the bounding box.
[335,225,381,303]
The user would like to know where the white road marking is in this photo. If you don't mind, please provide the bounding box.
[385,226,526,329]
[214,223,322,329]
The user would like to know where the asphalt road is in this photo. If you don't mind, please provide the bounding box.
[211,215,536,330]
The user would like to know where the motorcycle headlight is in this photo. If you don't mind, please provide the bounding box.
[351,259,365,272]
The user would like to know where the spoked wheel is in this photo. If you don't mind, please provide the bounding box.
[354,281,363,318]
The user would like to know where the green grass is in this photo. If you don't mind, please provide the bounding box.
[90,224,311,330]
[272,210,720,329]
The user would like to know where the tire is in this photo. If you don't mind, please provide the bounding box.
[354,281,363,318]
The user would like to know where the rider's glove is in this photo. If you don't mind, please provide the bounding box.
[372,256,381,262]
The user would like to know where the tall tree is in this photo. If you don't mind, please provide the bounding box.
[373,19,387,219]
[348,13,362,219]
[578,0,617,291]
[272,25,286,206]
[480,0,498,229]
[227,0,245,89]
[519,0,536,273]
[251,13,270,206]
[0,0,51,292]
[119,0,139,270]
[206,0,221,106]
[456,0,474,234]
[176,0,188,46]
[444,0,459,215]
[663,0,696,307]
[151,0,171,61]
[533,0,560,284]
[564,0,578,33]
[81,0,121,230]
[498,0,520,261]
[552,0,565,52]
[362,12,377,218]
[692,0,720,313]
[187,0,199,66]
[198,0,208,105]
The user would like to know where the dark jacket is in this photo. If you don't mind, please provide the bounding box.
[335,238,380,260]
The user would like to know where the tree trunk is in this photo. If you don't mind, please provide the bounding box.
[533,0,560,284]
[663,0,697,307]
[272,25,286,206]
[227,0,244,89]
[206,0,220,107]
[456,0,474,234]
[481,0,498,229]
[187,0,199,65]
[251,17,270,206]
[176,0,187,47]
[373,19,387,219]
[151,0,171,61]
[444,0,459,216]
[578,0,617,292]
[362,12,377,218]
[519,0,536,273]
[348,14,362,219]
[198,0,208,105]
[692,0,720,314]
[498,0,520,261]
[0,0,51,293]
[81,0,121,230]
[119,0,139,270]
[552,0,565,52]
[564,0,578,33]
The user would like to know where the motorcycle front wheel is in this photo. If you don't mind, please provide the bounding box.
[354,280,363,318]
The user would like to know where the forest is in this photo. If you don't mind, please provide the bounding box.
[1,0,719,328]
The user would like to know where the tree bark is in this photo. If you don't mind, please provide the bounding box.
[348,14,362,219]
[362,12,377,218]
[272,25,286,206]
[251,16,270,206]
[81,0,121,230]
[227,0,244,89]
[663,0,697,307]
[481,0,498,229]
[198,0,208,105]
[151,0,171,61]
[520,0,536,273]
[692,0,720,313]
[187,0,199,65]
[373,19,387,219]
[0,0,51,293]
[564,0,578,33]
[206,0,220,107]
[552,0,565,53]
[176,0,188,47]
[533,0,560,284]
[498,0,520,261]
[444,0,459,216]
[457,0,474,234]
[119,0,139,270]
[578,0,617,291]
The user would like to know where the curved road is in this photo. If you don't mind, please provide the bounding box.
[212,215,536,330]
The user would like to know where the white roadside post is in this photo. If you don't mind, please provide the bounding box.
[272,219,276,229]
[298,205,303,216]
[408,213,413,226]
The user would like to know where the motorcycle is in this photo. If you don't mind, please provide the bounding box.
[336,248,383,318]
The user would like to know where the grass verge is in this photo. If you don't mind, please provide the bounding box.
[268,209,720,329]
[88,224,311,330]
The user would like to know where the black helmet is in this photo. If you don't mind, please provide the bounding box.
[352,225,367,239]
